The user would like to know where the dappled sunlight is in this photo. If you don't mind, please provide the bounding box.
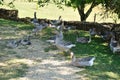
[101,42,108,46]
[0,62,8,66]
[7,58,36,66]
[17,59,83,80]
[0,18,120,79]
[104,72,119,79]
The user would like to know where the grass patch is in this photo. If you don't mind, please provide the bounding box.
[0,63,28,80]
[41,27,120,80]
[0,16,120,80]
[0,19,30,79]
[0,18,34,30]
[64,30,120,80]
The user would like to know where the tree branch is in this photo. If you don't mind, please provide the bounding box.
[85,0,97,19]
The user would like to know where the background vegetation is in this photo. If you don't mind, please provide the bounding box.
[0,0,120,23]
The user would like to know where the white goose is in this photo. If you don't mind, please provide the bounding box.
[70,52,95,67]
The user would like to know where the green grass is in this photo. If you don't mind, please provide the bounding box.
[0,19,30,80]
[41,27,120,80]
[0,13,120,80]
[0,63,28,80]
[0,44,28,80]
[63,30,120,80]
[0,18,34,30]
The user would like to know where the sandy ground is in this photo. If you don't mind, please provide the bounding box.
[0,26,85,80]
[10,39,84,80]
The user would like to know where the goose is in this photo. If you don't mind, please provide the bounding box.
[89,28,97,36]
[40,20,48,28]
[70,52,95,67]
[31,12,39,24]
[7,40,20,48]
[46,30,63,43]
[20,36,31,45]
[58,21,73,32]
[63,25,76,32]
[110,35,120,53]
[76,31,91,43]
[50,16,62,25]
[101,31,113,41]
[55,34,76,52]
[46,35,56,43]
[32,23,44,34]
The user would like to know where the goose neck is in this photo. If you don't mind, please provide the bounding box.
[72,55,76,62]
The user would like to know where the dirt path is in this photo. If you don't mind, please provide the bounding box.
[11,39,84,80]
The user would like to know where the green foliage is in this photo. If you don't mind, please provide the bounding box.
[0,0,4,5]
[36,0,120,21]
[38,0,50,7]
[106,0,120,18]
[0,0,15,8]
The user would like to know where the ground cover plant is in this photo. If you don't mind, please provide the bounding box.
[63,30,120,79]
[0,17,120,80]
[0,18,32,80]
[40,22,120,79]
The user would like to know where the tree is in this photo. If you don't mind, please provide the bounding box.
[104,0,120,18]
[37,0,108,22]
[1,0,120,21]
[0,0,15,8]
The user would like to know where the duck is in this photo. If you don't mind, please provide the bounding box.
[31,12,39,24]
[76,31,91,43]
[89,28,97,36]
[55,34,76,52]
[109,35,120,53]
[50,16,62,25]
[70,52,95,67]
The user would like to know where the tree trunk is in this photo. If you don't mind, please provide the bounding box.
[77,0,97,22]
[77,7,86,22]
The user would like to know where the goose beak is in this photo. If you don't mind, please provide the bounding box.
[70,52,74,58]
